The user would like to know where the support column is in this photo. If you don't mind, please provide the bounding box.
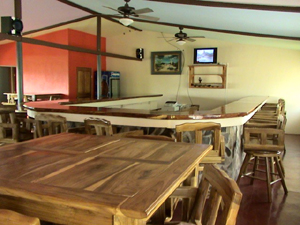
[15,0,23,111]
[96,16,102,100]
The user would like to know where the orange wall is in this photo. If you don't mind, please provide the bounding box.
[0,42,16,66]
[23,29,69,95]
[0,29,106,99]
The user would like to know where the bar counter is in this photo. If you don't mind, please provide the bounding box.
[24,95,268,128]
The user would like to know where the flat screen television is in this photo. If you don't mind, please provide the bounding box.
[194,47,217,64]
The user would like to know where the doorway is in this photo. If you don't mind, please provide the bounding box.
[77,67,92,100]
[0,67,16,103]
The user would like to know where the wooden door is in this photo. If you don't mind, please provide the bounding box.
[0,67,16,103]
[77,67,92,100]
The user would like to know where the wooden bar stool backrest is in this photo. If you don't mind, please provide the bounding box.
[169,164,242,225]
[84,118,113,136]
[243,127,285,152]
[35,114,68,138]
[176,122,223,158]
[0,209,40,225]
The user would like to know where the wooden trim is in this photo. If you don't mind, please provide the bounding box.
[146,0,300,13]
[0,33,141,61]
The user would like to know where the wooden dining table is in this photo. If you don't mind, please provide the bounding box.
[0,133,212,225]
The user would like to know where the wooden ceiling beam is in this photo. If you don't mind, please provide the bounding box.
[146,0,300,13]
[23,15,95,35]
[0,33,141,61]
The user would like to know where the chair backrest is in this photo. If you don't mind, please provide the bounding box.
[0,209,40,225]
[170,164,242,225]
[243,127,285,152]
[125,133,175,142]
[276,114,287,130]
[84,118,113,136]
[0,112,19,143]
[35,113,68,138]
[175,122,223,157]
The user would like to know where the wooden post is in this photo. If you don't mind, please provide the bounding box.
[15,0,24,111]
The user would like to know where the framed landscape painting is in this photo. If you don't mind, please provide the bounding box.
[151,51,182,75]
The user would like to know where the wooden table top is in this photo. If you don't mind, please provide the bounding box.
[0,133,212,225]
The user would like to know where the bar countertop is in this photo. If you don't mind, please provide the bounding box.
[23,95,268,128]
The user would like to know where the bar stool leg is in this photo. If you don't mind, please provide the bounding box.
[274,156,288,195]
[250,156,258,185]
[265,157,272,202]
[278,156,285,177]
[237,153,252,184]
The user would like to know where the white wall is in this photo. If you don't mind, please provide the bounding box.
[106,30,300,134]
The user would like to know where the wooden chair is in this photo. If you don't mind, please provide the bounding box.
[84,118,113,136]
[0,112,19,144]
[0,209,40,225]
[84,117,147,138]
[35,113,68,138]
[176,122,225,172]
[237,127,288,202]
[125,133,175,142]
[150,164,242,225]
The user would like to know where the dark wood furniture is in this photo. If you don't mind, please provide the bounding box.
[0,133,212,225]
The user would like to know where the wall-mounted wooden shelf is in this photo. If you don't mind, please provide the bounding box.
[189,64,227,89]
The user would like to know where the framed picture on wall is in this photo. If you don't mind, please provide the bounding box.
[151,51,182,75]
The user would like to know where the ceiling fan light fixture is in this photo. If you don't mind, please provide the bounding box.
[119,17,133,26]
[176,39,186,45]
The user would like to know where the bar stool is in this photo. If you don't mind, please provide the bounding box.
[237,127,288,202]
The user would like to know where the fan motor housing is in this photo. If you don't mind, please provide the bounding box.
[175,32,187,39]
[118,6,135,14]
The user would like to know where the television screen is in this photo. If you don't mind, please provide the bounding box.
[194,47,217,64]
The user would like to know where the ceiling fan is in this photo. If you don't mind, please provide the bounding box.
[104,0,159,26]
[168,27,205,45]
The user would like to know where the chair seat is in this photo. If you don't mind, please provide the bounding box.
[0,209,40,225]
[244,150,282,157]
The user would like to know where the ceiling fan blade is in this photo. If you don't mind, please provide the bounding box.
[188,36,205,38]
[103,6,120,13]
[186,38,196,42]
[133,8,153,14]
[134,14,160,21]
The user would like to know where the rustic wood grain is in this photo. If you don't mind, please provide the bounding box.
[0,133,212,225]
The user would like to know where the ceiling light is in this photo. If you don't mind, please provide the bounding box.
[119,17,133,26]
[176,39,186,45]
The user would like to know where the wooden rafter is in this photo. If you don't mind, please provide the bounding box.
[146,0,300,13]
[0,33,141,61]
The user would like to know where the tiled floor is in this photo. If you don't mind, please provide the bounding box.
[236,134,300,225]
